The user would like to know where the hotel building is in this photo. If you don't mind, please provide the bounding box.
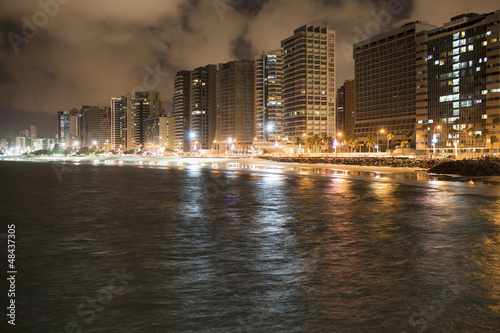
[353,21,437,149]
[281,25,336,147]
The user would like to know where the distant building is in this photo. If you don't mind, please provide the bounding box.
[255,50,283,149]
[30,124,37,148]
[15,136,30,150]
[57,111,70,143]
[82,105,111,149]
[144,115,175,153]
[353,21,437,149]
[57,108,82,148]
[281,25,336,149]
[32,138,55,151]
[415,11,500,153]
[215,60,255,150]
[336,80,356,137]
[0,139,8,150]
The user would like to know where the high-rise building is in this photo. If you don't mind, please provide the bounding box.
[111,95,131,151]
[69,108,83,147]
[215,60,255,150]
[82,105,111,149]
[255,50,283,148]
[129,91,161,150]
[173,66,217,152]
[281,25,336,148]
[353,21,437,149]
[190,65,217,151]
[336,80,356,137]
[57,111,70,143]
[173,71,191,152]
[415,11,500,153]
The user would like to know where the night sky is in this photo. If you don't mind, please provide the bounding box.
[1,0,498,138]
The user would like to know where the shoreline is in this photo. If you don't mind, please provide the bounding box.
[0,155,426,174]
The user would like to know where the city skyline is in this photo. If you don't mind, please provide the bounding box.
[1,0,499,137]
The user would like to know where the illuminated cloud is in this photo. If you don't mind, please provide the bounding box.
[0,0,498,136]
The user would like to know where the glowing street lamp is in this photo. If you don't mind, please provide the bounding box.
[377,129,385,153]
[333,139,339,156]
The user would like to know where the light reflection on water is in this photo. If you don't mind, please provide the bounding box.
[1,161,500,332]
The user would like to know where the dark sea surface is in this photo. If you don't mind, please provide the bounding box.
[1,160,500,332]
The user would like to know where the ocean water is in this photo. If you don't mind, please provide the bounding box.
[1,160,500,332]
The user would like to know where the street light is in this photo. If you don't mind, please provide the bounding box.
[377,129,384,153]
[432,125,441,158]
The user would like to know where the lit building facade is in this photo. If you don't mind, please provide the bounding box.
[353,21,437,149]
[281,25,336,147]
[173,66,217,152]
[144,115,175,153]
[173,71,191,152]
[57,111,70,143]
[255,50,283,150]
[111,95,131,151]
[190,65,217,151]
[82,105,111,149]
[129,91,161,150]
[415,11,500,153]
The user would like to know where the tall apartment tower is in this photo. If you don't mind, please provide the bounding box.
[57,111,70,143]
[255,50,283,147]
[190,65,217,151]
[353,21,437,149]
[415,11,500,153]
[281,25,336,147]
[111,95,130,151]
[336,80,356,137]
[173,71,191,152]
[82,105,111,149]
[215,60,255,149]
[173,66,217,152]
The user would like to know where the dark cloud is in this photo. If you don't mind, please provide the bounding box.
[231,34,254,61]
[0,0,498,137]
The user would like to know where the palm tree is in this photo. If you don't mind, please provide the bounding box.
[366,134,375,153]
[386,133,394,152]
[321,134,333,153]
[397,139,409,155]
[347,134,358,153]
[307,137,315,153]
